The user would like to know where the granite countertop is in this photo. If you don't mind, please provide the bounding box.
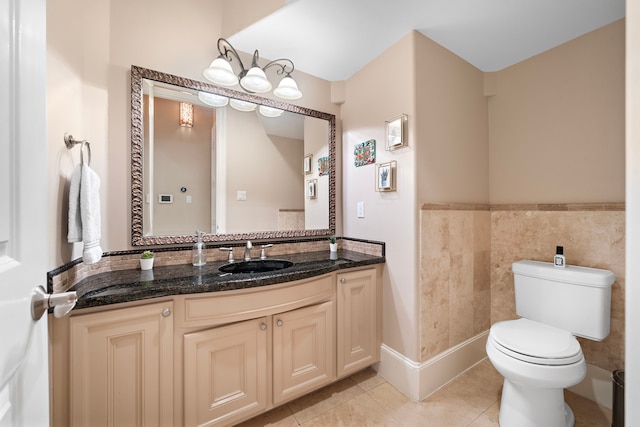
[71,250,384,310]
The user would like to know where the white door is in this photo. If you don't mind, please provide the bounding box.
[0,0,49,425]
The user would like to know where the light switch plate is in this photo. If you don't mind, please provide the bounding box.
[357,201,365,218]
[237,190,247,201]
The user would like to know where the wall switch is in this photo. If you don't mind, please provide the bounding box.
[357,201,365,218]
[237,190,247,201]
[186,195,192,204]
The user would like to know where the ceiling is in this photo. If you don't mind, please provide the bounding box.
[228,0,625,82]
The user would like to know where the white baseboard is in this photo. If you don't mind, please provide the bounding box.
[568,363,613,409]
[374,330,489,401]
[374,330,613,410]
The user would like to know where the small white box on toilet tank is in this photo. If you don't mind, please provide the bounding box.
[512,260,616,341]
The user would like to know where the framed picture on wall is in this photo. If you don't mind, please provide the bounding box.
[375,161,397,192]
[304,154,312,175]
[306,179,317,199]
[385,114,408,150]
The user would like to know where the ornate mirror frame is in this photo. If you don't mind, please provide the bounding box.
[130,65,336,246]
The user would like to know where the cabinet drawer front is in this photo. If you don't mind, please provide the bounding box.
[181,274,333,328]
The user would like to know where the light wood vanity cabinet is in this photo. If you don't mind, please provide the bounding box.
[183,317,269,427]
[51,266,380,427]
[68,301,174,427]
[336,268,380,378]
[272,300,335,405]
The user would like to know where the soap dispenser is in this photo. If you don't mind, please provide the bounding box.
[554,245,566,268]
[192,230,207,266]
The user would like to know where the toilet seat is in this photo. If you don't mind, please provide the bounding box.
[490,319,583,366]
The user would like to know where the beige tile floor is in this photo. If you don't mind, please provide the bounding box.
[237,359,612,427]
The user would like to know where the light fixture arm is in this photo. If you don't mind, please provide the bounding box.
[217,38,249,78]
[262,58,296,78]
[218,38,296,78]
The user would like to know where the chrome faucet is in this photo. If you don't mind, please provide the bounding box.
[244,240,253,261]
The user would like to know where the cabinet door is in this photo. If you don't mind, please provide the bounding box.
[70,301,174,427]
[183,317,268,427]
[273,301,335,405]
[337,269,378,377]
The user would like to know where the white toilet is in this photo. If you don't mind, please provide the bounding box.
[486,260,615,427]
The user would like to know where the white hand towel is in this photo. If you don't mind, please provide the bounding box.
[67,165,82,243]
[80,164,103,264]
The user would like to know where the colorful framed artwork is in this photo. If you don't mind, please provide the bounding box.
[385,114,408,150]
[375,161,397,192]
[303,154,312,175]
[318,156,329,176]
[306,179,317,199]
[354,139,376,167]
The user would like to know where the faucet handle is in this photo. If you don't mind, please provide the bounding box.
[260,244,273,260]
[219,247,234,262]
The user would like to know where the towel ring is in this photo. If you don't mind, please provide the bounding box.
[64,133,91,166]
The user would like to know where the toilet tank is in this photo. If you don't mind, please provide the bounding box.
[512,260,616,341]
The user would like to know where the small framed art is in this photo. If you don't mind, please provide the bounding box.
[318,156,329,176]
[375,161,397,192]
[304,154,312,175]
[306,179,317,199]
[354,139,376,167]
[385,114,408,150]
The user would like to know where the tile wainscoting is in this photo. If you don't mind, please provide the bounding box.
[419,203,624,406]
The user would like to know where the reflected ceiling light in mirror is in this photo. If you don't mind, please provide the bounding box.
[179,102,193,127]
[229,98,257,112]
[198,91,229,107]
[258,105,283,118]
[203,38,302,100]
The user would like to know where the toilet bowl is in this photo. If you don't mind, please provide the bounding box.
[487,319,586,427]
[486,260,615,427]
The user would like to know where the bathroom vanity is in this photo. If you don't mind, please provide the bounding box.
[49,250,383,427]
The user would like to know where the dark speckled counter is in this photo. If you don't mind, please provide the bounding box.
[71,250,384,310]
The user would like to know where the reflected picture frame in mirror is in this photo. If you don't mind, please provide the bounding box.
[130,65,336,245]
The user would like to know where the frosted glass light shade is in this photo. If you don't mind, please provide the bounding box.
[240,67,272,93]
[229,99,257,112]
[258,105,283,118]
[198,92,229,107]
[203,58,239,87]
[273,76,302,100]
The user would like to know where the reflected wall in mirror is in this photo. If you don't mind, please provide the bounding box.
[131,66,336,245]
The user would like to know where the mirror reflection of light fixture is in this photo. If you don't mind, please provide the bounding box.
[198,92,229,107]
[179,102,193,127]
[229,98,257,112]
[203,38,303,100]
[258,105,283,118]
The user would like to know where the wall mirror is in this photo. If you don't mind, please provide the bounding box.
[130,66,336,245]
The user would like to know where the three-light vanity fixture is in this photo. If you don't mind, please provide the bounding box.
[201,38,302,117]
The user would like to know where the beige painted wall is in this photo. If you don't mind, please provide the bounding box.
[304,116,330,229]
[415,34,489,204]
[224,108,303,233]
[342,32,419,360]
[489,20,625,204]
[152,98,212,236]
[47,0,338,268]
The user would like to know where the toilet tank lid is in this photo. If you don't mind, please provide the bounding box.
[512,260,616,288]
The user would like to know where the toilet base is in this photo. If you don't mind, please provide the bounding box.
[499,379,575,427]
